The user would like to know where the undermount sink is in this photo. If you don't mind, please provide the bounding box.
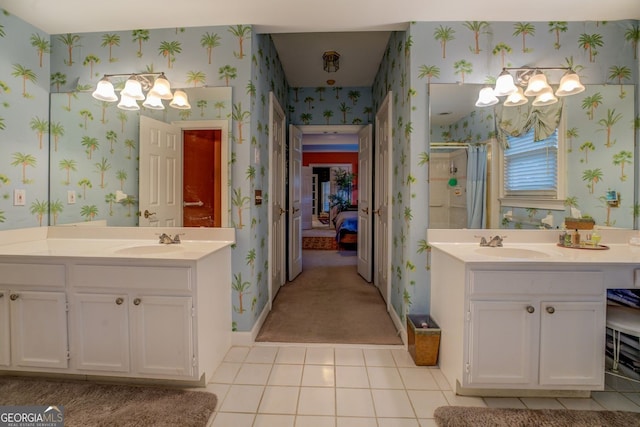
[474,247,554,259]
[114,244,184,255]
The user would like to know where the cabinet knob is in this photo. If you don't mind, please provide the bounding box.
[526,305,535,313]
[115,297,124,305]
[9,293,19,301]
[546,306,555,314]
[133,298,141,306]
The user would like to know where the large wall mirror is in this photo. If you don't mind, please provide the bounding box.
[429,83,636,230]
[49,87,232,227]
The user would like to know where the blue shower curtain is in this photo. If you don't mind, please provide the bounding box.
[467,145,487,228]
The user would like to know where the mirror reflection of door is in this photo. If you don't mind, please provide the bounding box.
[183,129,222,227]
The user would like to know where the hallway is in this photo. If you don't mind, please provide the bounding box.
[256,249,400,345]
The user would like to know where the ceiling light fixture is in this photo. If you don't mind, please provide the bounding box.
[322,51,340,73]
[92,72,191,111]
[475,66,585,108]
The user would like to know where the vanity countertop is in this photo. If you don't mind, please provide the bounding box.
[0,226,235,261]
[428,229,640,265]
[429,242,640,264]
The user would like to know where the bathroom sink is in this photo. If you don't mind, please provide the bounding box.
[114,244,184,255]
[474,247,553,259]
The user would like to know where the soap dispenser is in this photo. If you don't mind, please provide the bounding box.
[572,229,581,246]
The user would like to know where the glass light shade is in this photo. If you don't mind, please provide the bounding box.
[117,94,140,110]
[531,87,558,106]
[142,94,165,110]
[148,75,173,100]
[169,90,191,109]
[475,87,499,107]
[524,73,552,96]
[92,78,118,102]
[503,87,528,107]
[555,71,585,96]
[493,71,518,96]
[121,77,145,100]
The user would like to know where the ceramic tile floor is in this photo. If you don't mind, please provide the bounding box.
[203,344,640,427]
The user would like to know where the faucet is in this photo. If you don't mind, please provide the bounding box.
[158,233,183,244]
[488,235,505,247]
[476,235,505,247]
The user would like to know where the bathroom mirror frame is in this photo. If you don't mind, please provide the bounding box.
[428,83,637,230]
[48,86,232,227]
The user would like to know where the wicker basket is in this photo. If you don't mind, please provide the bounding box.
[564,217,595,230]
[407,315,441,366]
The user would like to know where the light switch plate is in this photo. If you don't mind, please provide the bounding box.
[67,190,76,204]
[13,189,25,206]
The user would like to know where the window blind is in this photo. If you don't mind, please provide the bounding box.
[504,128,558,197]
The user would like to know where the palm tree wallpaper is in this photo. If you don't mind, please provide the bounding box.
[0,8,638,332]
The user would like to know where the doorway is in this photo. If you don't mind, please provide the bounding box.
[183,129,222,227]
[138,116,229,227]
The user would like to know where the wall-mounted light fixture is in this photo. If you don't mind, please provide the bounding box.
[475,67,585,108]
[322,51,340,73]
[92,72,191,111]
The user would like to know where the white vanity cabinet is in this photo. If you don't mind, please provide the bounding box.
[0,262,68,371]
[430,247,608,395]
[69,263,206,382]
[467,270,605,389]
[73,292,194,378]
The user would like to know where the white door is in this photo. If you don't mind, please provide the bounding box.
[539,301,605,386]
[0,289,10,366]
[132,295,193,377]
[73,293,130,372]
[288,124,303,281]
[10,291,68,369]
[374,93,392,304]
[357,125,373,281]
[269,93,287,303]
[139,115,182,227]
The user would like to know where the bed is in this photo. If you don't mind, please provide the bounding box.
[334,210,358,249]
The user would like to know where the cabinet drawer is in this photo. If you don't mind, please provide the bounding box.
[0,263,65,287]
[70,265,192,291]
[470,270,604,297]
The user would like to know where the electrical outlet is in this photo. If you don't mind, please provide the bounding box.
[67,190,76,204]
[14,189,26,206]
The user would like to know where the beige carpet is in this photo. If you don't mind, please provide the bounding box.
[0,376,217,427]
[434,406,640,426]
[256,250,402,344]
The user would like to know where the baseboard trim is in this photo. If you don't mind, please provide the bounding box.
[231,303,270,346]
[389,307,407,347]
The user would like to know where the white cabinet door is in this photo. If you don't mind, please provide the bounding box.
[10,291,68,369]
[0,290,9,367]
[468,300,536,386]
[72,293,130,372]
[539,301,605,386]
[132,296,194,378]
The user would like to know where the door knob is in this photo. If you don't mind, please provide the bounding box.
[293,207,300,214]
[279,207,286,216]
[143,209,156,219]
[361,207,369,214]
[373,209,380,215]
